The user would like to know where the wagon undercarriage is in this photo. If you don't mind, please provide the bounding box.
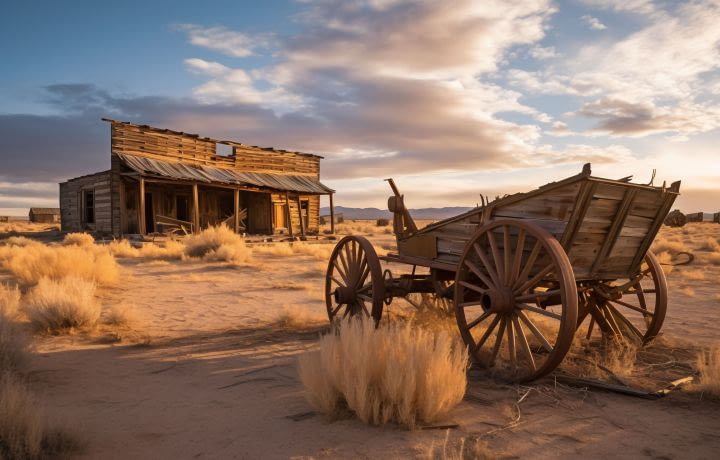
[325,164,679,382]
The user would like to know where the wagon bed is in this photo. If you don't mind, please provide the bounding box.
[385,164,680,280]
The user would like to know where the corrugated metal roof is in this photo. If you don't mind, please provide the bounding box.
[117,153,334,194]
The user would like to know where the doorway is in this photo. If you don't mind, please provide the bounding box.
[144,192,154,233]
[176,195,189,222]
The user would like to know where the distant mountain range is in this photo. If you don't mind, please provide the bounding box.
[320,206,476,220]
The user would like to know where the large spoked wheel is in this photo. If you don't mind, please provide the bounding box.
[454,220,578,381]
[325,236,385,323]
[580,251,667,344]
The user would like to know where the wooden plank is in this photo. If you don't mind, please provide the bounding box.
[139,177,146,235]
[630,181,681,271]
[234,188,240,233]
[329,193,335,234]
[192,183,200,233]
[296,195,306,237]
[285,191,293,238]
[590,189,637,276]
[560,181,596,250]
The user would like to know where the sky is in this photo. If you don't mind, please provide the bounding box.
[1,0,719,215]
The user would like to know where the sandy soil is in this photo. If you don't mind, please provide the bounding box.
[6,222,720,459]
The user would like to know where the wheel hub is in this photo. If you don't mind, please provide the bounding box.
[484,286,515,314]
[334,286,356,304]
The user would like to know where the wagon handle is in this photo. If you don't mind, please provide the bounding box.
[384,178,418,238]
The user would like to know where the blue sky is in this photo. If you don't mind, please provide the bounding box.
[1,0,719,215]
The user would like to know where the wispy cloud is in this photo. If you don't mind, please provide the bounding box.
[175,24,271,58]
[581,15,607,30]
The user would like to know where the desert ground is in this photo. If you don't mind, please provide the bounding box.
[1,220,719,459]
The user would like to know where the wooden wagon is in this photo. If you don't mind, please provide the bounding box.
[325,164,681,381]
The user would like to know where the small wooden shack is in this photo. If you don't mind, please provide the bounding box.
[60,119,336,237]
[28,208,60,223]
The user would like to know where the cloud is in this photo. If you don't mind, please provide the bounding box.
[573,97,720,137]
[580,0,655,15]
[581,15,607,30]
[530,46,558,60]
[175,24,270,58]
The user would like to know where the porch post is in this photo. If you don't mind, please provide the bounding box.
[139,177,146,235]
[233,188,240,233]
[329,193,335,234]
[285,191,294,238]
[192,183,200,233]
[296,195,306,237]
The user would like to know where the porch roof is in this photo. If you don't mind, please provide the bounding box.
[117,153,334,194]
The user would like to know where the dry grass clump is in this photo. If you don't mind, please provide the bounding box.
[107,239,140,258]
[0,317,29,372]
[0,372,81,459]
[0,241,119,287]
[699,237,720,252]
[23,277,100,333]
[680,287,696,297]
[695,346,720,398]
[253,243,294,256]
[272,305,327,328]
[103,304,142,328]
[62,232,95,246]
[108,239,185,261]
[185,226,252,263]
[423,431,494,460]
[651,238,689,254]
[0,284,20,318]
[298,316,468,428]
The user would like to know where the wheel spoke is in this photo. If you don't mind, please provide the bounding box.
[606,303,644,340]
[333,260,350,285]
[358,294,373,302]
[586,316,595,340]
[512,240,542,291]
[473,243,501,289]
[464,258,496,290]
[517,310,553,352]
[516,303,562,321]
[487,231,505,286]
[503,226,512,286]
[331,303,343,316]
[466,310,492,329]
[489,317,507,366]
[356,258,370,288]
[509,228,526,287]
[458,280,488,296]
[513,315,536,371]
[609,298,654,317]
[358,284,372,293]
[506,317,516,367]
[473,314,501,353]
[459,300,486,308]
[358,301,370,317]
[514,264,554,296]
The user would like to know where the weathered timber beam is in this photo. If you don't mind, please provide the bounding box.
[590,188,637,276]
[234,188,240,234]
[285,191,294,238]
[329,193,335,234]
[192,183,200,234]
[139,177,146,235]
[296,195,306,237]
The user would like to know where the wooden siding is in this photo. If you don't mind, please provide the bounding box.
[110,122,320,177]
[270,193,320,234]
[59,171,114,234]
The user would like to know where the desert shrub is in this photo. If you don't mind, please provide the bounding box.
[184,226,251,262]
[103,304,142,328]
[424,430,494,460]
[699,237,720,252]
[679,269,705,281]
[0,373,80,459]
[298,317,468,428]
[651,238,689,254]
[23,277,100,333]
[107,239,140,258]
[272,305,327,328]
[0,284,20,318]
[0,242,119,287]
[138,240,185,260]
[62,232,95,247]
[695,346,720,398]
[253,243,294,257]
[376,218,390,227]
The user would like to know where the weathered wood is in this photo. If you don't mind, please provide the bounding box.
[234,188,240,233]
[329,193,335,234]
[139,177,146,235]
[285,191,293,238]
[296,195,306,237]
[192,183,200,233]
[590,189,637,276]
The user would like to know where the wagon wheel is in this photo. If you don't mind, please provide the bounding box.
[404,269,454,315]
[325,236,385,323]
[454,220,578,381]
[580,251,667,344]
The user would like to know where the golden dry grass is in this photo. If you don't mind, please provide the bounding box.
[0,316,28,372]
[103,304,142,329]
[62,232,95,247]
[23,277,100,333]
[423,430,495,460]
[678,269,706,281]
[0,239,119,287]
[184,226,252,263]
[298,316,468,428]
[699,237,720,252]
[695,346,720,398]
[271,305,327,328]
[0,372,80,459]
[0,284,20,319]
[680,287,696,297]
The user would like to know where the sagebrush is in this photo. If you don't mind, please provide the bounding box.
[298,317,468,428]
[23,277,100,333]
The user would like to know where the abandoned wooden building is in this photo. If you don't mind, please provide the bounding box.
[29,207,60,223]
[60,119,336,237]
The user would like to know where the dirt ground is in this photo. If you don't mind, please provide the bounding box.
[4,221,720,459]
